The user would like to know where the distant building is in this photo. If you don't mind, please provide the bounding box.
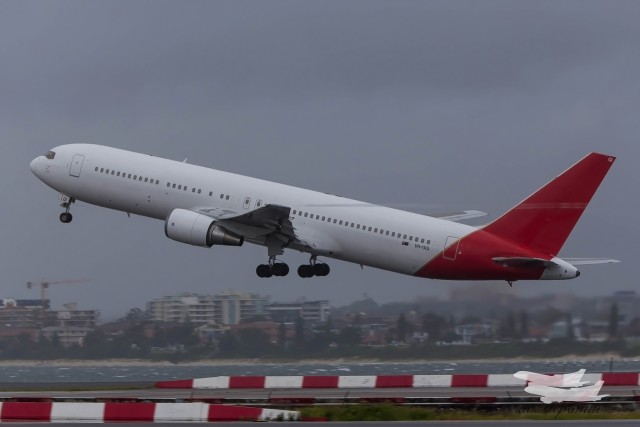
[147,291,269,325]
[40,326,92,347]
[598,291,640,326]
[268,300,330,324]
[56,303,100,328]
[455,321,495,344]
[0,299,98,329]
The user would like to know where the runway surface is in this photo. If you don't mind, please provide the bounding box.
[0,384,638,400]
[0,421,638,426]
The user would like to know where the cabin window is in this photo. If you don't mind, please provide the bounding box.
[292,210,297,215]
[220,194,224,199]
[333,219,337,223]
[172,183,176,188]
[139,176,143,181]
[100,168,104,173]
[421,238,425,243]
[144,177,148,182]
[167,183,171,187]
[304,212,308,217]
[192,188,196,193]
[226,195,229,200]
[111,171,115,175]
[197,189,201,194]
[322,216,326,221]
[403,234,407,239]
[94,167,98,172]
[178,185,182,190]
[209,191,213,196]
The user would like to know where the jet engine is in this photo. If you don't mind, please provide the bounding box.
[165,209,244,247]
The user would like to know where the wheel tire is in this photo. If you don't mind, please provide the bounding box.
[320,263,330,276]
[256,264,271,278]
[297,265,313,278]
[313,263,330,277]
[273,263,289,277]
[59,212,72,223]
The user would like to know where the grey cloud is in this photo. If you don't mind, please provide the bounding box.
[0,1,637,318]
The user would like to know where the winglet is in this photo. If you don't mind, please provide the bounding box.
[482,153,615,256]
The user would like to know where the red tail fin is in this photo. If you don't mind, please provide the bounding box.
[482,153,615,256]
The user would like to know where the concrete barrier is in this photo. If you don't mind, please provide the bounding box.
[0,401,299,422]
[154,371,640,390]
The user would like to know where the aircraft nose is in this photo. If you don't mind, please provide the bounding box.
[29,157,38,175]
[30,157,42,176]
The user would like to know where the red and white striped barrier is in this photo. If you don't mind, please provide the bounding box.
[0,402,298,422]
[155,372,640,389]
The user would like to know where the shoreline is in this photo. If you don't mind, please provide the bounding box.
[0,354,629,367]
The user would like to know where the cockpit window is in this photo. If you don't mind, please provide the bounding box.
[45,151,56,160]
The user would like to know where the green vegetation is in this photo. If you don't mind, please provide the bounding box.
[300,405,640,421]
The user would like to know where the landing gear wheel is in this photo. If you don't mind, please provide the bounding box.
[59,212,73,223]
[272,263,289,277]
[297,264,314,278]
[313,263,330,277]
[256,264,273,278]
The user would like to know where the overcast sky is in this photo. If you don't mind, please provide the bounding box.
[1,1,638,320]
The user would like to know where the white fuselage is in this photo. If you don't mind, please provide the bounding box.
[30,144,476,277]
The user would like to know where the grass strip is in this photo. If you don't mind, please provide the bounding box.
[300,404,640,421]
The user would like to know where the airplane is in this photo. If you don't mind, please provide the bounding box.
[524,380,608,404]
[513,369,588,387]
[30,144,618,280]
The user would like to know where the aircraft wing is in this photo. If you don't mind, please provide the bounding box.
[194,204,301,244]
[428,210,488,222]
[563,258,621,265]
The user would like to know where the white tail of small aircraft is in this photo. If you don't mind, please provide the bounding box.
[525,380,608,404]
[514,369,588,387]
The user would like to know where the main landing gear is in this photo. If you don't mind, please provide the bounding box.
[256,256,290,278]
[59,195,75,224]
[255,255,331,278]
[297,256,330,278]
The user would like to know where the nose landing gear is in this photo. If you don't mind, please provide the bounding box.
[59,195,75,223]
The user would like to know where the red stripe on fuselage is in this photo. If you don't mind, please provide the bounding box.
[414,228,548,281]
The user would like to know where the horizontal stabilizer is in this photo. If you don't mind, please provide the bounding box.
[493,257,556,268]
[564,258,620,265]
[429,210,488,222]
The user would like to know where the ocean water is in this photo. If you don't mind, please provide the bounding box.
[0,358,637,383]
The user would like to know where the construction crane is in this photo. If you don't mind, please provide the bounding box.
[26,279,90,325]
